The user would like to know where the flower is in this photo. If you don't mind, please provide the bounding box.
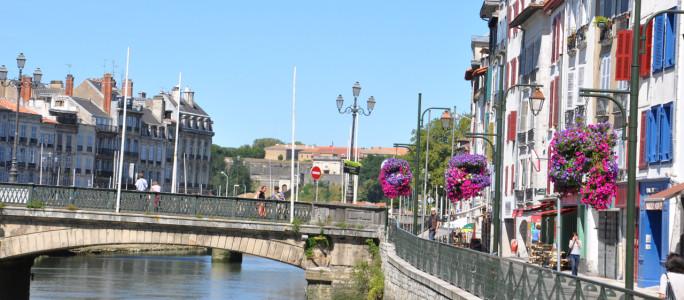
[445,153,491,202]
[548,118,618,210]
[378,158,413,198]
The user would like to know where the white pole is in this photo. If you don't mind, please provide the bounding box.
[295,161,300,202]
[353,117,359,204]
[171,72,182,193]
[218,185,221,197]
[290,66,296,223]
[345,125,351,201]
[115,47,131,213]
[72,167,76,186]
[422,110,431,234]
[39,143,43,185]
[57,166,61,186]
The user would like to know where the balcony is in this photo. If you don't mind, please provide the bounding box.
[65,146,72,152]
[515,190,525,204]
[77,145,83,151]
[124,151,138,157]
[28,163,36,169]
[517,132,526,144]
[0,136,5,142]
[8,136,14,142]
[166,157,172,163]
[525,188,534,201]
[598,19,614,45]
[575,105,586,119]
[18,162,25,168]
[19,137,26,143]
[85,169,91,175]
[97,124,118,133]
[527,128,534,144]
[87,146,93,152]
[97,148,115,156]
[140,158,146,164]
[96,170,113,178]
[47,143,53,148]
[30,138,37,145]
[203,155,208,161]
[75,168,82,174]
[156,160,162,166]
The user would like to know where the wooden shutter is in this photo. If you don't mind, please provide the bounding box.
[505,166,509,196]
[548,78,556,127]
[566,70,575,109]
[647,108,659,162]
[664,12,677,68]
[552,18,557,64]
[639,111,647,168]
[578,64,586,104]
[508,111,517,142]
[660,104,672,161]
[560,14,564,57]
[653,14,665,71]
[553,77,560,127]
[640,22,653,77]
[547,146,552,193]
[616,31,632,81]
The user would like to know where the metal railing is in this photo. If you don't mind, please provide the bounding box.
[387,219,658,300]
[0,182,312,223]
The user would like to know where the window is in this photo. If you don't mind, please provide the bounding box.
[0,146,4,162]
[577,64,586,105]
[599,0,629,17]
[29,148,35,163]
[0,123,5,137]
[20,124,26,138]
[157,147,162,162]
[87,135,93,149]
[645,102,673,163]
[19,148,25,163]
[40,132,45,144]
[10,123,15,137]
[31,126,37,139]
[77,134,83,147]
[86,158,92,171]
[75,157,82,169]
[653,9,678,72]
[141,145,147,160]
[66,135,72,148]
[149,147,154,161]
[48,133,54,145]
[65,156,71,168]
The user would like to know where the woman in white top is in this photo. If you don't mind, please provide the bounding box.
[659,253,684,299]
[569,232,582,276]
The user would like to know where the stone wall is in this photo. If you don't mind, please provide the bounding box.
[381,242,480,300]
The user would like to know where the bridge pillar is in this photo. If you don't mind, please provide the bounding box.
[211,249,242,263]
[0,256,35,300]
[305,267,333,300]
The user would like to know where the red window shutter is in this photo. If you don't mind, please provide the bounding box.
[616,31,633,81]
[508,111,517,142]
[505,166,509,196]
[552,77,560,127]
[639,111,647,169]
[511,165,515,193]
[640,22,653,77]
[548,79,555,127]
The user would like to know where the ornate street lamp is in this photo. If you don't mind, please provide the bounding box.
[336,82,375,203]
[529,88,546,116]
[0,53,43,183]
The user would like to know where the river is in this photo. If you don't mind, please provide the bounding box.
[30,253,307,299]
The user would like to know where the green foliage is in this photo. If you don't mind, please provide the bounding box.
[209,138,283,194]
[358,155,385,203]
[0,202,6,209]
[26,199,45,209]
[252,138,283,149]
[336,221,347,228]
[291,217,303,232]
[304,235,330,259]
[66,204,78,211]
[195,214,203,219]
[345,239,384,300]
[294,181,344,202]
[277,154,283,160]
[357,225,365,230]
[408,115,472,195]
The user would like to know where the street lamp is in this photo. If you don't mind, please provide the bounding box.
[336,82,375,203]
[220,171,228,197]
[528,88,546,116]
[0,53,43,183]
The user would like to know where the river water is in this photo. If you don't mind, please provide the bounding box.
[30,254,306,299]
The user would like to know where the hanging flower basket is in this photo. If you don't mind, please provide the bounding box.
[445,153,491,202]
[548,118,619,210]
[378,158,412,199]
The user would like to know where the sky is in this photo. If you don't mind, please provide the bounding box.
[0,1,485,149]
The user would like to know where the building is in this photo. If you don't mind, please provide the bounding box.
[472,0,682,287]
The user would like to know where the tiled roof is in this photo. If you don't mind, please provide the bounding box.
[0,98,42,116]
[42,117,58,124]
[141,108,162,125]
[71,97,110,118]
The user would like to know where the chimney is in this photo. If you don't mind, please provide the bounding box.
[102,73,113,114]
[65,74,74,96]
[183,86,194,106]
[138,91,147,99]
[122,79,133,98]
[20,76,32,104]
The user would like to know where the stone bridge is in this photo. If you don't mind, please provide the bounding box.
[0,183,386,299]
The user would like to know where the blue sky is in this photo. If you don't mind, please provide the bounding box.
[0,1,485,149]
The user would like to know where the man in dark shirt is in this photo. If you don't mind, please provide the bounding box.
[428,207,440,241]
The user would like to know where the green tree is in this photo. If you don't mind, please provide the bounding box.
[407,115,473,195]
[226,156,252,195]
[357,155,386,203]
[252,138,283,149]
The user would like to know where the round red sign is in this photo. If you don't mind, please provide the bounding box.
[311,166,322,180]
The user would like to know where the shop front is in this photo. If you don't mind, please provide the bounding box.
[637,180,670,287]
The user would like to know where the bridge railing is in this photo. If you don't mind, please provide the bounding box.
[0,183,312,223]
[387,218,658,300]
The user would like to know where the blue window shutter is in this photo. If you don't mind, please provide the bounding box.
[653,14,665,71]
[661,103,673,161]
[646,108,658,162]
[665,11,677,68]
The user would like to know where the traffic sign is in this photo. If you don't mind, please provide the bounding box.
[311,166,322,180]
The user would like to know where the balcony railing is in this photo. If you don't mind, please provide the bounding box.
[97,148,115,156]
[525,188,534,201]
[77,145,83,151]
[517,132,526,144]
[515,190,525,204]
[527,128,534,144]
[96,124,118,133]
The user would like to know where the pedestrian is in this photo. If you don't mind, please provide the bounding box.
[135,173,148,191]
[428,207,440,241]
[531,224,541,244]
[569,232,582,276]
[255,186,267,199]
[271,186,284,200]
[659,253,684,299]
[150,181,161,192]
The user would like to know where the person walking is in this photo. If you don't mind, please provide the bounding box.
[531,224,541,244]
[255,186,267,199]
[659,253,684,299]
[569,232,582,276]
[428,207,440,241]
[271,186,284,200]
[150,181,161,192]
[135,173,148,191]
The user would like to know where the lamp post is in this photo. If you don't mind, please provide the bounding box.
[220,171,228,197]
[336,82,375,203]
[412,93,451,235]
[0,53,42,183]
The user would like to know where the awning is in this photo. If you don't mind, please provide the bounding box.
[513,202,553,217]
[531,207,577,223]
[464,66,488,81]
[646,182,684,202]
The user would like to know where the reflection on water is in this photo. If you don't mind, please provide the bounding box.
[30,254,306,299]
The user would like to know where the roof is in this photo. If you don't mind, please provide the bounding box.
[265,144,314,151]
[88,80,102,92]
[141,108,162,125]
[42,117,58,124]
[480,0,500,19]
[71,97,110,118]
[362,147,409,156]
[646,182,684,201]
[165,96,210,117]
[509,3,544,28]
[544,0,565,14]
[464,66,488,81]
[0,98,42,117]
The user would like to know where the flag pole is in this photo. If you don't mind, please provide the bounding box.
[171,72,182,193]
[290,66,296,223]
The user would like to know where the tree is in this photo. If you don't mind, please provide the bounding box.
[226,156,252,195]
[357,155,386,203]
[407,115,473,195]
[252,138,283,149]
[278,154,283,160]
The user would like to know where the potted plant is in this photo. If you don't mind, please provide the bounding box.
[378,158,412,199]
[594,16,609,28]
[444,153,491,202]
